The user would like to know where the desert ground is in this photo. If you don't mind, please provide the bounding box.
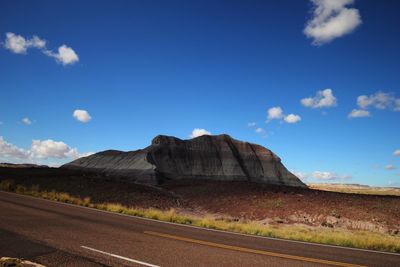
[1,167,399,237]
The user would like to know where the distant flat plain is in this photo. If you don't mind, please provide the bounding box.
[308,183,400,196]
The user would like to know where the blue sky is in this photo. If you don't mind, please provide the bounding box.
[0,0,399,186]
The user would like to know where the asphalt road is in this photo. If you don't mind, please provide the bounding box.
[0,191,399,267]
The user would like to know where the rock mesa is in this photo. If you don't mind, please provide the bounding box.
[62,134,306,187]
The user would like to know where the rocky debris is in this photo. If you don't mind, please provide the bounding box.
[0,257,46,267]
[287,212,396,234]
[342,219,389,233]
[62,134,306,187]
[325,215,340,225]
[288,212,324,224]
[273,217,286,224]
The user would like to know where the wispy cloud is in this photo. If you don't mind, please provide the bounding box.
[313,171,352,181]
[385,165,396,170]
[21,117,32,125]
[348,109,370,118]
[3,32,79,65]
[255,127,264,134]
[388,180,400,187]
[349,91,400,118]
[4,32,46,54]
[357,91,400,110]
[292,171,351,182]
[293,171,309,182]
[247,122,267,137]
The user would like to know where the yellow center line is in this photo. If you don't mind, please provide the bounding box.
[144,231,366,267]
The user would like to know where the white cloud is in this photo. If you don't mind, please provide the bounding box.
[0,136,29,159]
[313,171,352,180]
[0,136,90,163]
[284,114,302,124]
[395,99,400,111]
[78,151,95,158]
[267,107,284,120]
[349,91,400,117]
[385,165,396,171]
[300,98,314,107]
[267,106,301,124]
[73,109,92,123]
[348,109,370,118]
[190,128,211,138]
[4,32,46,54]
[388,180,400,187]
[31,139,80,159]
[4,32,27,54]
[3,32,79,66]
[301,89,337,108]
[22,117,32,125]
[304,0,362,45]
[248,122,266,136]
[394,150,400,157]
[293,172,309,181]
[255,127,265,134]
[44,45,79,65]
[357,91,399,110]
[313,171,336,180]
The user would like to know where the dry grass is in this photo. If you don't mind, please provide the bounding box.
[1,179,399,253]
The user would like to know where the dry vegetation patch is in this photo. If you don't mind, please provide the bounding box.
[0,257,46,267]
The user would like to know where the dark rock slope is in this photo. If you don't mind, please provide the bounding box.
[62,134,306,187]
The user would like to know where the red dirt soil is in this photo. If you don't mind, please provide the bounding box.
[1,167,399,233]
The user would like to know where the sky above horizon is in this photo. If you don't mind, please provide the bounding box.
[1,0,399,187]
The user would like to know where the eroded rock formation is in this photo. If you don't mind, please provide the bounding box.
[62,134,305,187]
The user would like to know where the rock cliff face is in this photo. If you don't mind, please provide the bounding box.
[62,134,306,187]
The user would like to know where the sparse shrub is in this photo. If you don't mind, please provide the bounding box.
[146,208,163,220]
[31,184,40,192]
[165,208,177,222]
[57,192,71,203]
[15,185,25,194]
[82,197,91,207]
[174,215,194,225]
[0,180,15,192]
[105,203,125,213]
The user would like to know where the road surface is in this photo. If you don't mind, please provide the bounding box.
[0,191,399,267]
